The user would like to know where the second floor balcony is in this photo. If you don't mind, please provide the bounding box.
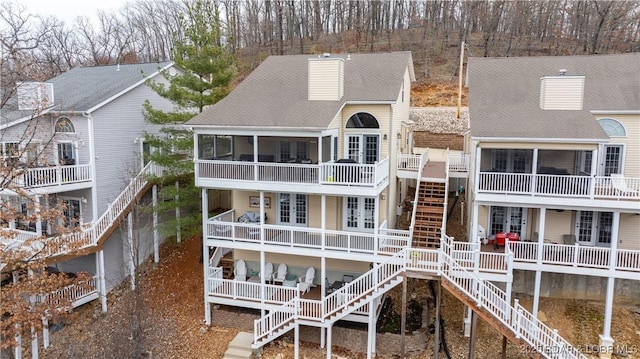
[11,163,92,191]
[477,172,640,209]
[205,209,410,260]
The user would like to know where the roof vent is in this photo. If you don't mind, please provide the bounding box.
[322,53,331,58]
[559,69,567,76]
[16,82,54,111]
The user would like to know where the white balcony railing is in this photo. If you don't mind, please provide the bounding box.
[207,266,298,304]
[197,157,390,187]
[508,242,640,273]
[397,153,468,174]
[478,172,640,200]
[39,277,98,308]
[13,164,93,188]
[207,209,410,256]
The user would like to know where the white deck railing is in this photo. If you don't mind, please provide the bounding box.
[397,152,469,174]
[207,267,298,304]
[39,277,98,308]
[448,153,469,173]
[508,241,640,272]
[4,162,162,259]
[14,164,93,188]
[197,157,390,187]
[207,210,411,256]
[397,153,422,171]
[440,237,586,359]
[478,172,640,200]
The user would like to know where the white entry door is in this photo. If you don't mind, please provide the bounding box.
[343,196,375,232]
[576,211,613,247]
[346,134,379,164]
[489,206,527,238]
[277,193,307,226]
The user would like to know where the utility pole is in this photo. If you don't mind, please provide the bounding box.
[457,41,465,119]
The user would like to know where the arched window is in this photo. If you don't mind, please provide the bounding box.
[346,112,379,129]
[55,117,75,133]
[597,118,626,137]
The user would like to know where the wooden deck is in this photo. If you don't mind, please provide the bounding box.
[421,160,447,179]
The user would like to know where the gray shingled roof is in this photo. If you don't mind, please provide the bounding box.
[468,53,640,140]
[48,61,173,112]
[188,52,414,128]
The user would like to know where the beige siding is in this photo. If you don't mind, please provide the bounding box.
[540,211,574,243]
[308,58,344,101]
[539,76,585,110]
[600,114,640,178]
[341,105,390,158]
[618,215,640,250]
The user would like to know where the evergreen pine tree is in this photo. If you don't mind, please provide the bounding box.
[143,0,236,242]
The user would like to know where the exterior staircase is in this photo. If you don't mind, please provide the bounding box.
[412,180,446,247]
[244,152,587,359]
[410,154,448,248]
[42,162,161,260]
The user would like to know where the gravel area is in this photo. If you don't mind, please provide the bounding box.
[410,107,469,135]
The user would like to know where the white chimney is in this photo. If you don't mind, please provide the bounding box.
[539,71,585,110]
[16,82,54,111]
[308,54,344,101]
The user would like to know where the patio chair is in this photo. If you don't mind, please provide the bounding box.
[234,259,247,281]
[272,263,287,284]
[562,234,577,245]
[611,174,640,196]
[261,262,273,283]
[298,267,315,293]
[213,217,232,236]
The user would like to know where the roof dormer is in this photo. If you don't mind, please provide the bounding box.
[308,53,344,101]
[539,70,585,110]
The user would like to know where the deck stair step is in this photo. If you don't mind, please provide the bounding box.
[411,173,447,248]
[224,332,255,359]
[252,322,295,349]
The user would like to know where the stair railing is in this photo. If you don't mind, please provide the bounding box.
[440,236,586,359]
[408,149,429,241]
[43,162,161,258]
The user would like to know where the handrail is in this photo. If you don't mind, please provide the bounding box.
[408,149,429,241]
[38,162,161,258]
[440,236,586,359]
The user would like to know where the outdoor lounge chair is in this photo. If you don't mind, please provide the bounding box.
[234,259,247,281]
[272,263,287,284]
[611,174,640,196]
[261,262,273,283]
[298,267,315,293]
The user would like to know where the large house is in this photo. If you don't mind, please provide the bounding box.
[1,62,176,356]
[190,52,633,359]
[466,53,640,358]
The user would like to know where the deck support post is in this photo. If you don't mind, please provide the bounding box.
[98,250,107,312]
[434,280,441,359]
[468,310,477,359]
[42,318,49,349]
[532,271,541,319]
[599,211,620,359]
[127,211,135,290]
[501,335,507,359]
[368,296,376,359]
[175,181,181,244]
[152,184,159,264]
[202,189,210,325]
[320,327,325,349]
[463,307,472,337]
[533,208,546,319]
[326,325,332,359]
[30,325,37,359]
[401,272,407,358]
[294,323,299,359]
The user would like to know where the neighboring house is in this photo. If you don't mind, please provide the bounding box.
[190,52,604,359]
[0,62,176,324]
[466,53,640,357]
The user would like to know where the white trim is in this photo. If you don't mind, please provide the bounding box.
[590,110,640,115]
[0,106,56,130]
[471,136,606,143]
